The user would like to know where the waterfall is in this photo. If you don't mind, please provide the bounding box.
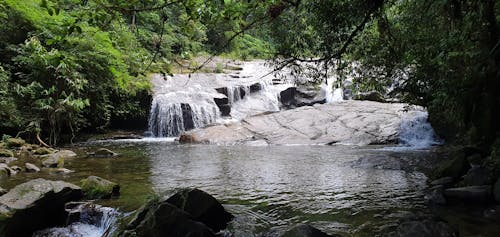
[33,204,119,237]
[398,111,442,148]
[148,94,220,137]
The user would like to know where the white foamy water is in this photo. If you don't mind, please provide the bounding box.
[398,111,441,148]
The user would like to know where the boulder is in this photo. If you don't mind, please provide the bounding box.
[9,166,22,173]
[41,155,64,168]
[443,185,493,203]
[52,168,74,174]
[433,154,471,181]
[430,177,455,187]
[25,163,40,172]
[0,178,82,237]
[460,165,488,186]
[87,148,118,158]
[165,188,234,232]
[119,201,215,237]
[425,189,447,205]
[281,224,339,237]
[0,164,16,176]
[353,91,385,102]
[179,133,197,143]
[0,149,13,158]
[0,157,16,165]
[81,176,120,199]
[5,138,25,148]
[0,187,6,196]
[390,219,457,237]
[64,202,117,226]
[33,147,53,155]
[55,149,77,158]
[494,178,500,203]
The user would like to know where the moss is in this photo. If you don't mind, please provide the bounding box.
[80,176,120,199]
[0,149,13,157]
[33,147,52,155]
[5,138,25,148]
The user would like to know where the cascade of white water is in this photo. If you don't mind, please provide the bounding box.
[398,111,442,148]
[33,204,119,237]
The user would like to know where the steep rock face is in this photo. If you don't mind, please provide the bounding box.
[0,178,82,237]
[183,101,426,145]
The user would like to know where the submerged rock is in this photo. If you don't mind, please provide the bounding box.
[0,178,82,237]
[443,185,493,203]
[87,148,118,158]
[81,176,120,199]
[281,224,340,237]
[119,189,232,237]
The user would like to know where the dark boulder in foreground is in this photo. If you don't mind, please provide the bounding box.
[118,188,233,237]
[0,178,82,237]
[443,185,493,203]
[166,188,234,232]
[281,224,340,237]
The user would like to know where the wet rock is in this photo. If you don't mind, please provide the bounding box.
[64,202,116,226]
[119,201,215,237]
[430,177,454,187]
[81,176,120,199]
[33,147,53,155]
[53,168,74,174]
[5,138,25,148]
[460,165,488,186]
[55,149,77,158]
[179,133,198,143]
[185,101,423,145]
[433,154,471,181]
[214,97,231,116]
[9,166,22,173]
[0,163,16,176]
[353,91,385,102]
[281,224,340,237]
[25,163,40,172]
[87,148,118,158]
[0,178,82,237]
[443,185,493,203]
[41,155,64,168]
[166,188,234,232]
[0,157,17,164]
[425,189,447,205]
[0,148,13,157]
[494,178,500,203]
[250,82,262,93]
[390,219,457,237]
[0,187,6,196]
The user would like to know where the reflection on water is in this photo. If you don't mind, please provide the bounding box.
[5,142,494,236]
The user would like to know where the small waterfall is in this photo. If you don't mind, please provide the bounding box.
[398,111,441,148]
[148,92,220,137]
[33,204,119,237]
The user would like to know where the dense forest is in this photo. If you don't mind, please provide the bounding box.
[0,0,499,155]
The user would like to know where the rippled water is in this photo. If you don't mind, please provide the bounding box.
[3,141,498,236]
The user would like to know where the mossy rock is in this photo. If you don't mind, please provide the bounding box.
[0,149,13,158]
[433,153,471,180]
[33,147,53,155]
[80,176,120,199]
[41,156,64,168]
[5,138,25,148]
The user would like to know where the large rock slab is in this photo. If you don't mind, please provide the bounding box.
[443,185,492,203]
[0,178,82,237]
[184,101,426,145]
